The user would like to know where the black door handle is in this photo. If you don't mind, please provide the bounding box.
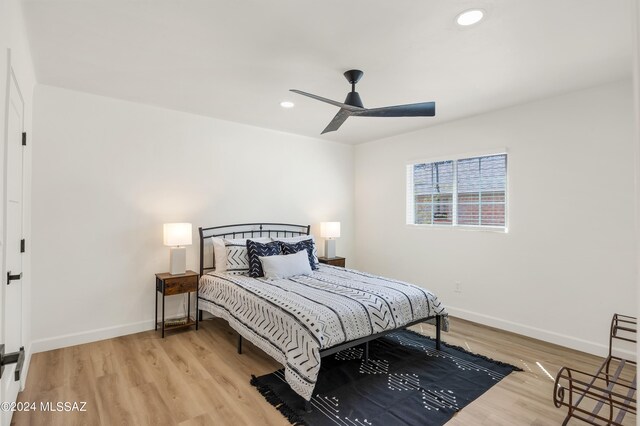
[6,271,21,285]
[0,345,25,381]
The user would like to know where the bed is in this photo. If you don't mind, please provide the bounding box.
[197,223,448,404]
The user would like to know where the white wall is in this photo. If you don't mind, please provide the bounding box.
[0,0,36,386]
[31,85,354,351]
[355,80,636,357]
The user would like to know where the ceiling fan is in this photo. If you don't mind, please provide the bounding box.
[290,69,436,134]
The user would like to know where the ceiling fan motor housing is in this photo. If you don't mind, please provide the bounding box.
[343,69,365,107]
[344,91,364,108]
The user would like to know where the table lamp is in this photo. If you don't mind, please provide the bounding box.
[163,223,192,275]
[320,222,340,258]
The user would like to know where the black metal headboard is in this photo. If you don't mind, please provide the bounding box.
[198,222,311,276]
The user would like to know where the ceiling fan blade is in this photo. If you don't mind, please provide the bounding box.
[290,89,363,112]
[355,101,436,117]
[321,109,352,134]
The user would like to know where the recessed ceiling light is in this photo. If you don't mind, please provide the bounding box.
[280,101,294,108]
[456,9,484,26]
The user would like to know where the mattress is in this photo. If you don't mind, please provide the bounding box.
[198,264,448,400]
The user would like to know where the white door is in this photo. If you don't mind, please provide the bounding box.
[0,57,24,426]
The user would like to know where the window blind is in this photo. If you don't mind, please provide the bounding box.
[411,161,454,225]
[456,154,507,227]
[406,153,507,229]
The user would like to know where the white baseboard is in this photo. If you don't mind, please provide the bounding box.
[446,306,636,360]
[30,320,155,354]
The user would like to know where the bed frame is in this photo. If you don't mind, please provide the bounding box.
[197,222,443,409]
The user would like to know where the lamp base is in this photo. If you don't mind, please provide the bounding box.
[169,247,186,275]
[324,239,336,259]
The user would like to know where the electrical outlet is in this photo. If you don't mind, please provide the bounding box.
[454,281,462,293]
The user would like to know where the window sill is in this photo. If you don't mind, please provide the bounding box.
[406,224,508,233]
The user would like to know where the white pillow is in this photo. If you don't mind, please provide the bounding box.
[259,250,313,280]
[275,235,318,265]
[212,237,227,271]
[212,237,271,272]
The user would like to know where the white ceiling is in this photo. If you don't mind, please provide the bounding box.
[22,0,632,144]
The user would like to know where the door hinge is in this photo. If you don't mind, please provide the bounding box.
[6,271,21,285]
[22,132,26,146]
[0,345,25,381]
[20,238,25,253]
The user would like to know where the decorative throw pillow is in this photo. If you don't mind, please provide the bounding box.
[246,240,281,277]
[219,237,271,273]
[224,241,250,275]
[279,240,318,270]
[275,236,319,265]
[259,250,313,280]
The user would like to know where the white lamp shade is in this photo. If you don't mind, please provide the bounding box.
[163,223,192,246]
[320,222,341,239]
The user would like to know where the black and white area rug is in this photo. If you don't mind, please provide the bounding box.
[251,329,522,426]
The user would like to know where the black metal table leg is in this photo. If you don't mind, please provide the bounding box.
[238,334,243,354]
[187,292,191,324]
[436,315,441,350]
[364,341,369,363]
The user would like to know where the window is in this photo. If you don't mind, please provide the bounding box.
[412,161,454,225]
[407,153,507,229]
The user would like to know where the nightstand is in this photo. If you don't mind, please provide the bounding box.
[318,256,346,267]
[155,270,199,337]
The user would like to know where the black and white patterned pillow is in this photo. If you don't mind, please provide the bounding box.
[276,236,319,265]
[280,240,318,270]
[246,240,281,277]
[224,241,250,275]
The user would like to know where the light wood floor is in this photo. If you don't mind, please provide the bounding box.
[12,317,636,425]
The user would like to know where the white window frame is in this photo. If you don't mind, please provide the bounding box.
[406,149,509,232]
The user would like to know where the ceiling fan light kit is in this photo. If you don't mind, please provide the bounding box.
[291,69,436,134]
